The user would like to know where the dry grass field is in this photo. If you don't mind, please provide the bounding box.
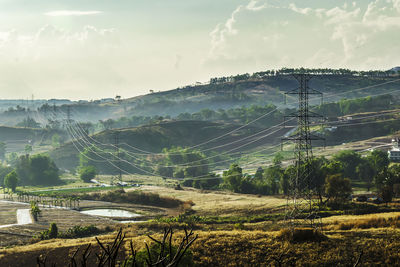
[2,185,400,265]
[134,185,287,216]
[2,224,400,266]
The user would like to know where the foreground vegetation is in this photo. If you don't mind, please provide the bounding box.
[3,221,400,266]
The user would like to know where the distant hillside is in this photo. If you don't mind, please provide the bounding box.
[391,66,400,73]
[0,126,64,153]
[122,71,400,117]
[1,68,399,127]
[50,120,286,172]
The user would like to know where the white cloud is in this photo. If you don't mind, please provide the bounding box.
[208,1,270,60]
[0,24,123,99]
[44,10,102,17]
[246,0,268,11]
[288,3,312,15]
[205,0,400,72]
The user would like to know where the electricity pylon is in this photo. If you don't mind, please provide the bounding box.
[282,73,324,228]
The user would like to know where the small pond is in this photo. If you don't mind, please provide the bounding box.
[81,209,141,218]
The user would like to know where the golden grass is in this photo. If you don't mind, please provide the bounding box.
[323,212,400,230]
[133,186,287,216]
[3,227,400,266]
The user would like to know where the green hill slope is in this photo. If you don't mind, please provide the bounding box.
[0,126,64,153]
[50,120,285,172]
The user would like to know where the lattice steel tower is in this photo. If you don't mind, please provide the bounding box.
[283,73,324,228]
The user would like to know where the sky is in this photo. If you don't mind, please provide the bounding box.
[0,0,399,100]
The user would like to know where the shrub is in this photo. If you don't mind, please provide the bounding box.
[49,223,58,238]
[30,201,41,221]
[61,225,100,238]
[277,228,326,243]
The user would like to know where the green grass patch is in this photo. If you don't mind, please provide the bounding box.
[28,186,120,196]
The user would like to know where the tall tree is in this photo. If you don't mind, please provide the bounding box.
[222,164,243,193]
[367,150,390,189]
[325,174,352,204]
[356,160,375,191]
[4,170,19,192]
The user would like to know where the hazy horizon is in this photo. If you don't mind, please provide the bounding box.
[0,0,399,100]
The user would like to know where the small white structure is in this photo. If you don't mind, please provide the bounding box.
[388,138,400,161]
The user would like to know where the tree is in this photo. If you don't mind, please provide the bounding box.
[380,185,393,204]
[223,164,244,193]
[29,154,60,185]
[325,174,352,204]
[368,150,390,190]
[15,154,60,185]
[4,170,18,192]
[367,150,389,175]
[356,160,375,191]
[254,167,264,180]
[155,147,209,179]
[308,157,329,205]
[388,164,400,184]
[79,165,97,182]
[332,150,362,180]
[0,165,13,189]
[263,165,282,195]
[281,166,294,195]
[15,154,31,184]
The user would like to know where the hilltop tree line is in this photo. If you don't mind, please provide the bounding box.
[209,67,400,84]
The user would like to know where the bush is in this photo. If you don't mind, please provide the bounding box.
[30,201,41,221]
[277,228,326,243]
[49,223,58,239]
[61,225,100,238]
[182,176,222,190]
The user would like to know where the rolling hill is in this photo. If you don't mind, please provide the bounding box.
[50,120,287,172]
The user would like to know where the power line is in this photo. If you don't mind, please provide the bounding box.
[88,78,400,156]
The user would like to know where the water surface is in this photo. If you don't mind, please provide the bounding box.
[81,209,140,218]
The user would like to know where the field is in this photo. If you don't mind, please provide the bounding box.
[2,182,400,266]
[135,185,287,216]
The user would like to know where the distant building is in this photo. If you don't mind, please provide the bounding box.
[388,138,400,161]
